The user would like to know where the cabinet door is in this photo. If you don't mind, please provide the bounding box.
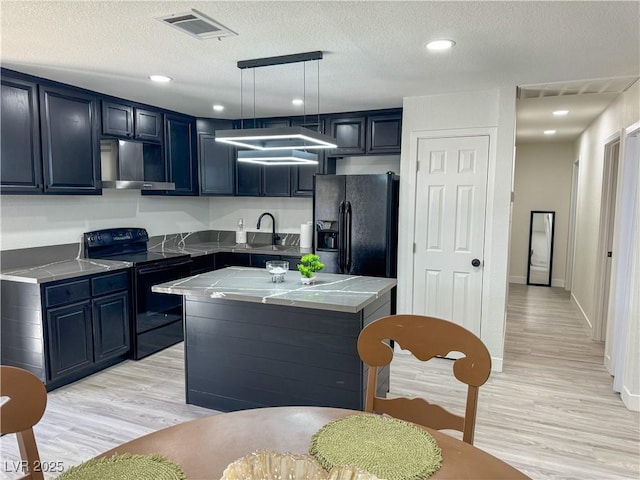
[329,116,366,156]
[101,101,133,138]
[46,301,93,381]
[135,108,162,143]
[40,85,101,194]
[1,76,42,193]
[93,292,130,362]
[290,118,325,197]
[164,113,198,195]
[262,165,291,197]
[367,113,402,154]
[199,133,234,195]
[236,161,262,196]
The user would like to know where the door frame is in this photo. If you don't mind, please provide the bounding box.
[397,126,498,341]
[564,157,580,291]
[592,132,621,341]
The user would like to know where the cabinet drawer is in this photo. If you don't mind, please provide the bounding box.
[45,279,91,308]
[92,271,129,296]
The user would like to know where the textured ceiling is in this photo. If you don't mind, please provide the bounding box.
[1,1,639,143]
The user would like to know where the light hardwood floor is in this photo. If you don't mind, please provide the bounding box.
[1,284,638,479]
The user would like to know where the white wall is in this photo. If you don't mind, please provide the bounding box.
[0,190,315,252]
[572,81,639,332]
[0,190,211,250]
[335,155,401,175]
[398,87,516,372]
[572,81,639,411]
[209,197,313,234]
[509,142,575,286]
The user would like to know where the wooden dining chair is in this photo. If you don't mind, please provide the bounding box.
[0,366,48,480]
[357,314,491,445]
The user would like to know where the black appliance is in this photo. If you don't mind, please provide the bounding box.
[313,173,399,278]
[84,228,192,359]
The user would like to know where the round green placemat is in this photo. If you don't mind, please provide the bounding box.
[56,453,186,480]
[309,414,442,480]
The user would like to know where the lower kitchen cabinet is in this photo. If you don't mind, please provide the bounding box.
[0,269,131,390]
[46,301,93,381]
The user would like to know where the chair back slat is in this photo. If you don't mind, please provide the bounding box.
[1,366,47,480]
[358,314,491,444]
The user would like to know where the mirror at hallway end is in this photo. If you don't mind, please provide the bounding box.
[527,211,555,286]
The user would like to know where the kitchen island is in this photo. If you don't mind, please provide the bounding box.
[153,267,396,412]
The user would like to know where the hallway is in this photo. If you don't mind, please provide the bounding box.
[391,284,640,479]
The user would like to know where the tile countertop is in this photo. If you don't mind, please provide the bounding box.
[0,258,132,284]
[152,266,397,313]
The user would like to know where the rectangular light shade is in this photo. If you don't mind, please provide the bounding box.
[216,126,337,150]
[237,149,318,166]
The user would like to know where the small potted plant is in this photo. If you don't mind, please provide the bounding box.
[297,254,324,284]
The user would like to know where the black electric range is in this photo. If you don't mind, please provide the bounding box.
[84,228,192,359]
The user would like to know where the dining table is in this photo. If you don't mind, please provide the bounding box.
[99,406,529,479]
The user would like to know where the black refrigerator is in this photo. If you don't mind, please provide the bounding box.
[313,173,399,277]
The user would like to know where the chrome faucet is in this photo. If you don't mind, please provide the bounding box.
[257,212,280,245]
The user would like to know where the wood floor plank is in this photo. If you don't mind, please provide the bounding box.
[1,284,638,479]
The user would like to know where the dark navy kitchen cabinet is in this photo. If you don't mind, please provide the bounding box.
[235,117,291,197]
[290,117,326,197]
[164,113,198,195]
[101,100,162,143]
[0,75,42,193]
[329,115,366,156]
[46,300,94,381]
[92,291,130,362]
[0,269,131,390]
[367,112,402,154]
[197,118,235,196]
[39,85,101,194]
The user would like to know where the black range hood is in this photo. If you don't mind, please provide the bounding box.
[100,139,175,190]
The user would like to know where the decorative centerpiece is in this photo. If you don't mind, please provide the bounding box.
[297,254,324,284]
[266,260,289,283]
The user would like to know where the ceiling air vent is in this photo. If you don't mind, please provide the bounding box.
[157,9,238,40]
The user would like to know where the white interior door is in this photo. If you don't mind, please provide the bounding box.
[412,135,490,335]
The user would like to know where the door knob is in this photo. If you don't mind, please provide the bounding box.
[471,258,481,267]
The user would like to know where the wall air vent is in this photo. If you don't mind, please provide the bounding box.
[517,76,638,100]
[157,9,238,40]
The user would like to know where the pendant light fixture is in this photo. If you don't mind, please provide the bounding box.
[216,51,337,165]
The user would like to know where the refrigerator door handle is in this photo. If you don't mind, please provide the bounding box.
[338,201,346,271]
[345,201,353,271]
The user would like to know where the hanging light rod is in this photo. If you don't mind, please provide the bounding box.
[237,51,323,69]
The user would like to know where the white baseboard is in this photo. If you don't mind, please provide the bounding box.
[622,386,640,411]
[509,276,526,284]
[551,278,565,288]
[491,356,503,372]
[571,293,592,330]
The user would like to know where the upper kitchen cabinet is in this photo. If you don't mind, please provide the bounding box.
[235,117,291,197]
[290,117,327,197]
[0,75,42,194]
[163,113,198,195]
[366,112,402,154]
[327,109,402,157]
[328,115,366,156]
[39,84,101,194]
[197,118,235,196]
[101,100,162,143]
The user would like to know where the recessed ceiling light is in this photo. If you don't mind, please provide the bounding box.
[213,104,225,112]
[544,130,557,135]
[292,99,304,106]
[149,75,172,83]
[553,110,569,116]
[426,39,456,51]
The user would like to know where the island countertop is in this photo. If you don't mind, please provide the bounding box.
[151,266,397,313]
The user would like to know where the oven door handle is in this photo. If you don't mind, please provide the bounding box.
[136,258,192,275]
